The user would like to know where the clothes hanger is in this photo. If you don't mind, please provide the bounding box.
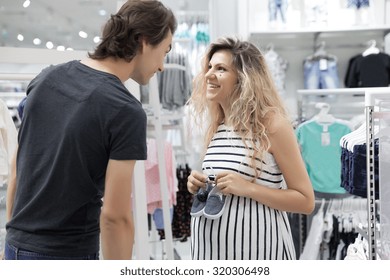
[265,43,278,57]
[362,39,380,57]
[306,41,337,62]
[266,42,274,52]
[312,102,336,124]
[313,41,327,58]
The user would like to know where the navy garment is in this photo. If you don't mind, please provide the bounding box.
[341,140,379,199]
[16,97,27,119]
[4,242,99,260]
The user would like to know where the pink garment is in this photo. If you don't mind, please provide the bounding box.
[145,138,177,214]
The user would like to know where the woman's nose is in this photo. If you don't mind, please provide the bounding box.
[205,70,216,80]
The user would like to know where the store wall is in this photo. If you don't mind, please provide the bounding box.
[209,0,239,41]
[161,0,208,12]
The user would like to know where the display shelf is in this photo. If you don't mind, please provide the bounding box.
[249,26,390,53]
[250,25,390,36]
[248,25,390,118]
[296,88,368,122]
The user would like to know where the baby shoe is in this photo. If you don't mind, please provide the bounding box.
[190,175,215,217]
[203,183,226,220]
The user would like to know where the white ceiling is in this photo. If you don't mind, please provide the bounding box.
[0,0,209,51]
[0,0,119,51]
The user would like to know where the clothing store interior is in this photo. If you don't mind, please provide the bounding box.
[0,0,390,261]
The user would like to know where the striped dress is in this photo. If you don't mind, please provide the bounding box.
[191,124,296,260]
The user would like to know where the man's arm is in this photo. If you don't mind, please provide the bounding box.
[100,159,136,260]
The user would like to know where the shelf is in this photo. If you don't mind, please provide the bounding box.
[249,26,390,51]
[0,73,37,81]
[297,88,369,95]
[250,25,390,36]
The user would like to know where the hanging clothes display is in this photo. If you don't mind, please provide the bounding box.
[157,50,192,110]
[0,98,18,186]
[304,0,329,28]
[296,103,352,194]
[346,0,370,9]
[303,42,340,89]
[268,0,288,24]
[0,98,18,254]
[264,44,288,96]
[300,198,366,260]
[344,42,390,87]
[173,12,209,77]
[339,123,380,199]
[145,138,178,216]
[171,164,192,241]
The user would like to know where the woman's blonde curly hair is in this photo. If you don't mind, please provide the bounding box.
[188,36,290,179]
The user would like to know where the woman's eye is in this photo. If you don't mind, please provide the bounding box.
[217,67,225,72]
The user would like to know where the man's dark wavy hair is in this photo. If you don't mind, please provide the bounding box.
[88,0,177,62]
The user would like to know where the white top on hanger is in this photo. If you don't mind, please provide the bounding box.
[362,40,380,57]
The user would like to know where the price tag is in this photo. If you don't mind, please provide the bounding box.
[321,132,330,146]
[319,58,328,70]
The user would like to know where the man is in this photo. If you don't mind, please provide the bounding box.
[4,0,176,260]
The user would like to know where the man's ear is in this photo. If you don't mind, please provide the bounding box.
[139,36,148,54]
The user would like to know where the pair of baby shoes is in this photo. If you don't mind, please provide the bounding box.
[190,175,226,219]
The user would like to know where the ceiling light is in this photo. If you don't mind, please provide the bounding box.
[46,41,54,49]
[66,47,74,51]
[17,34,24,41]
[93,36,100,43]
[57,45,65,51]
[99,9,107,16]
[23,0,31,8]
[33,38,41,45]
[78,31,88,38]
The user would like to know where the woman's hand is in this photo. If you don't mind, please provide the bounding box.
[216,172,250,197]
[187,170,207,194]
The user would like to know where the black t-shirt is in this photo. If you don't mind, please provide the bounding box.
[344,53,390,87]
[6,60,147,257]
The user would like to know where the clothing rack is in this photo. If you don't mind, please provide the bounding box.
[297,87,390,260]
[364,88,390,259]
[131,75,176,260]
[135,62,190,259]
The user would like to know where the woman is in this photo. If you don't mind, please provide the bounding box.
[187,37,314,260]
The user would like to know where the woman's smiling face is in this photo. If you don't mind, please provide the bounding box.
[205,50,238,110]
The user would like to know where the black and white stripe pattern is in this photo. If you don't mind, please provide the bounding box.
[191,124,296,260]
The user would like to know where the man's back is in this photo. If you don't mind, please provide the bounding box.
[6,60,147,257]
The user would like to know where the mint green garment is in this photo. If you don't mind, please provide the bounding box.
[296,120,351,194]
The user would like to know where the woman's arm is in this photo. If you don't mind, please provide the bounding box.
[216,116,315,214]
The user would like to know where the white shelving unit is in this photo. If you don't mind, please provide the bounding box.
[296,88,367,122]
[248,27,390,118]
[364,88,390,260]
